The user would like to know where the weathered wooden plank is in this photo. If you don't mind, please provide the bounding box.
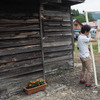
[44,31,71,34]
[0,51,41,64]
[44,21,71,27]
[43,36,71,42]
[0,34,40,40]
[0,12,39,16]
[43,15,71,22]
[44,18,63,22]
[0,65,43,80]
[43,41,72,47]
[44,26,71,29]
[61,23,71,26]
[0,13,39,19]
[0,58,42,72]
[0,70,43,85]
[0,19,39,24]
[44,18,70,22]
[43,10,70,17]
[44,28,71,32]
[0,45,41,56]
[0,25,40,32]
[44,55,73,63]
[44,45,72,52]
[0,23,39,28]
[46,23,71,27]
[0,39,41,48]
[63,17,71,21]
[44,23,61,26]
[44,32,72,37]
[0,31,40,40]
[44,51,72,58]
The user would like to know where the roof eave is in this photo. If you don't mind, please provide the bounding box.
[66,0,85,5]
[41,0,85,5]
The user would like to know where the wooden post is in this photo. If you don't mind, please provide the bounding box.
[85,11,98,86]
[39,5,45,80]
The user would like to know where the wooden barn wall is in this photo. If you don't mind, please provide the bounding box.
[42,4,74,74]
[0,2,44,97]
[0,1,75,97]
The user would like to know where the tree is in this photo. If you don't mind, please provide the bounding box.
[71,9,95,22]
[74,14,85,22]
[71,9,79,16]
[88,13,95,22]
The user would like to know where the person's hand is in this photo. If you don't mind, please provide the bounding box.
[97,28,100,32]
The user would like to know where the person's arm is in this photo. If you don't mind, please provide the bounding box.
[90,29,100,42]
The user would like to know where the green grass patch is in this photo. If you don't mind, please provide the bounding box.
[74,41,98,53]
[91,42,98,53]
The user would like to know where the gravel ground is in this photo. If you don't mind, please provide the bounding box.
[2,63,100,100]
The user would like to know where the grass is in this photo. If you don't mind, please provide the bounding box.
[74,41,98,53]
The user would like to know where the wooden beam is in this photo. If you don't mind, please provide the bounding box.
[43,41,71,47]
[0,59,42,72]
[44,45,72,52]
[0,45,41,56]
[44,55,72,63]
[0,19,39,24]
[0,31,40,40]
[0,65,43,80]
[0,39,41,48]
[0,51,41,64]
[44,28,71,32]
[44,51,72,58]
[0,25,40,32]
[44,10,70,17]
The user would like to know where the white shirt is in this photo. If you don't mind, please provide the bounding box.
[78,34,90,58]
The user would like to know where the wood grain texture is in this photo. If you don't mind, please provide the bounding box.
[0,9,44,97]
[42,4,74,76]
[0,3,75,97]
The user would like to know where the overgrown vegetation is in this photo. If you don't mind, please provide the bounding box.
[71,9,95,23]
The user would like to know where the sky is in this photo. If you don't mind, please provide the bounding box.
[71,0,100,13]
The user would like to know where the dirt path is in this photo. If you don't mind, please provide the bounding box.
[3,63,100,100]
[43,64,100,100]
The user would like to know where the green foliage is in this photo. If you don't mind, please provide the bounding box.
[71,9,79,16]
[71,9,95,23]
[88,13,95,21]
[26,79,45,89]
[74,14,85,23]
[89,43,98,53]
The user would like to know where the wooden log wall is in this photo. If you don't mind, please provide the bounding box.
[0,1,76,97]
[0,2,44,97]
[42,4,74,74]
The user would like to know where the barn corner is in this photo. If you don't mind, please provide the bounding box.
[0,0,85,98]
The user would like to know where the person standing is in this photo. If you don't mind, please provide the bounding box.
[78,25,100,87]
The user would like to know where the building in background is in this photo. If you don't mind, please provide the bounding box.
[82,21,97,29]
[73,19,83,40]
[73,19,97,39]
